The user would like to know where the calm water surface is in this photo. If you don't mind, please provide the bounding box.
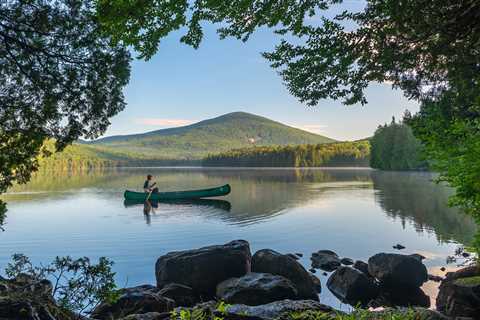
[0,168,476,310]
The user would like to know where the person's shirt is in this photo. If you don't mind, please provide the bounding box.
[144,180,152,192]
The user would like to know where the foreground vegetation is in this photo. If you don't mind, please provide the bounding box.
[203,141,370,167]
[1,253,449,320]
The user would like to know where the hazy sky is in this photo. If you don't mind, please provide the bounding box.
[104,2,418,141]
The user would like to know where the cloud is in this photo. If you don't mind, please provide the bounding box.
[291,124,329,134]
[135,118,196,127]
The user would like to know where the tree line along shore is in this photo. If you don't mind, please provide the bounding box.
[37,120,423,172]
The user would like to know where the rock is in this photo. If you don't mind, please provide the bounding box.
[295,253,303,258]
[462,252,470,258]
[286,254,300,261]
[410,253,426,261]
[369,286,430,308]
[309,268,316,274]
[440,267,446,272]
[310,250,341,272]
[326,267,379,306]
[252,249,319,300]
[368,253,428,288]
[158,283,197,307]
[367,308,450,320]
[322,272,328,276]
[91,285,175,320]
[216,273,298,306]
[168,301,262,320]
[226,300,336,320]
[309,274,321,293]
[428,274,444,282]
[155,240,251,297]
[436,265,480,319]
[392,244,406,250]
[120,313,170,320]
[340,258,354,266]
[0,275,76,320]
[353,260,369,276]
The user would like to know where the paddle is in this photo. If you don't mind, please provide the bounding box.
[145,182,156,201]
[145,190,153,201]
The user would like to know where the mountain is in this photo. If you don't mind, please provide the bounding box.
[84,112,336,160]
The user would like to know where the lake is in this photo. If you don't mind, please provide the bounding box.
[0,167,476,310]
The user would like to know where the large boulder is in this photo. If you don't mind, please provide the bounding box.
[368,285,430,308]
[353,260,370,276]
[326,267,379,306]
[310,250,341,272]
[252,249,319,300]
[158,283,197,307]
[119,313,169,320]
[309,274,321,293]
[155,240,251,297]
[368,253,428,288]
[0,274,76,320]
[226,300,336,320]
[436,265,480,319]
[216,273,298,305]
[91,285,175,320]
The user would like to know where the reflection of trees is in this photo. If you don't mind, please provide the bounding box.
[371,171,477,245]
[199,168,373,225]
[4,168,372,225]
[0,200,6,231]
[5,168,475,241]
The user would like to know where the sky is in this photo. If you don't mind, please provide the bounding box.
[104,2,419,141]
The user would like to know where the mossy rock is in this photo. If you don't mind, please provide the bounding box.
[454,276,480,287]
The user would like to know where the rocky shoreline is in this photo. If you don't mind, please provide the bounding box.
[1,240,479,320]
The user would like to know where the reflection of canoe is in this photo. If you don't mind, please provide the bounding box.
[123,184,231,201]
[123,199,232,211]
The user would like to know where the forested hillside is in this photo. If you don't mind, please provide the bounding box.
[203,141,370,167]
[370,117,426,171]
[85,112,336,159]
[38,142,199,171]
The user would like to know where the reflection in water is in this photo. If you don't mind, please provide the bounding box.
[1,167,478,311]
[125,199,233,226]
[2,167,476,244]
[124,199,232,212]
[371,171,477,246]
[142,201,158,225]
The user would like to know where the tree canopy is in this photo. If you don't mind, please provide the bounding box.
[97,0,480,225]
[203,141,370,167]
[370,114,426,171]
[0,0,131,218]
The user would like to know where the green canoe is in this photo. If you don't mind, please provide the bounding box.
[123,184,231,201]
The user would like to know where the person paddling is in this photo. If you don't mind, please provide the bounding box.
[144,174,159,194]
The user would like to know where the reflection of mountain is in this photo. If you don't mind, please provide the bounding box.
[4,168,371,225]
[371,171,477,245]
[4,168,476,243]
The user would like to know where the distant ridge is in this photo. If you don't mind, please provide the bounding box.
[85,112,336,160]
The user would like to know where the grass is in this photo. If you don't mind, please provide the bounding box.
[171,304,421,320]
[285,309,417,320]
[455,276,480,286]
